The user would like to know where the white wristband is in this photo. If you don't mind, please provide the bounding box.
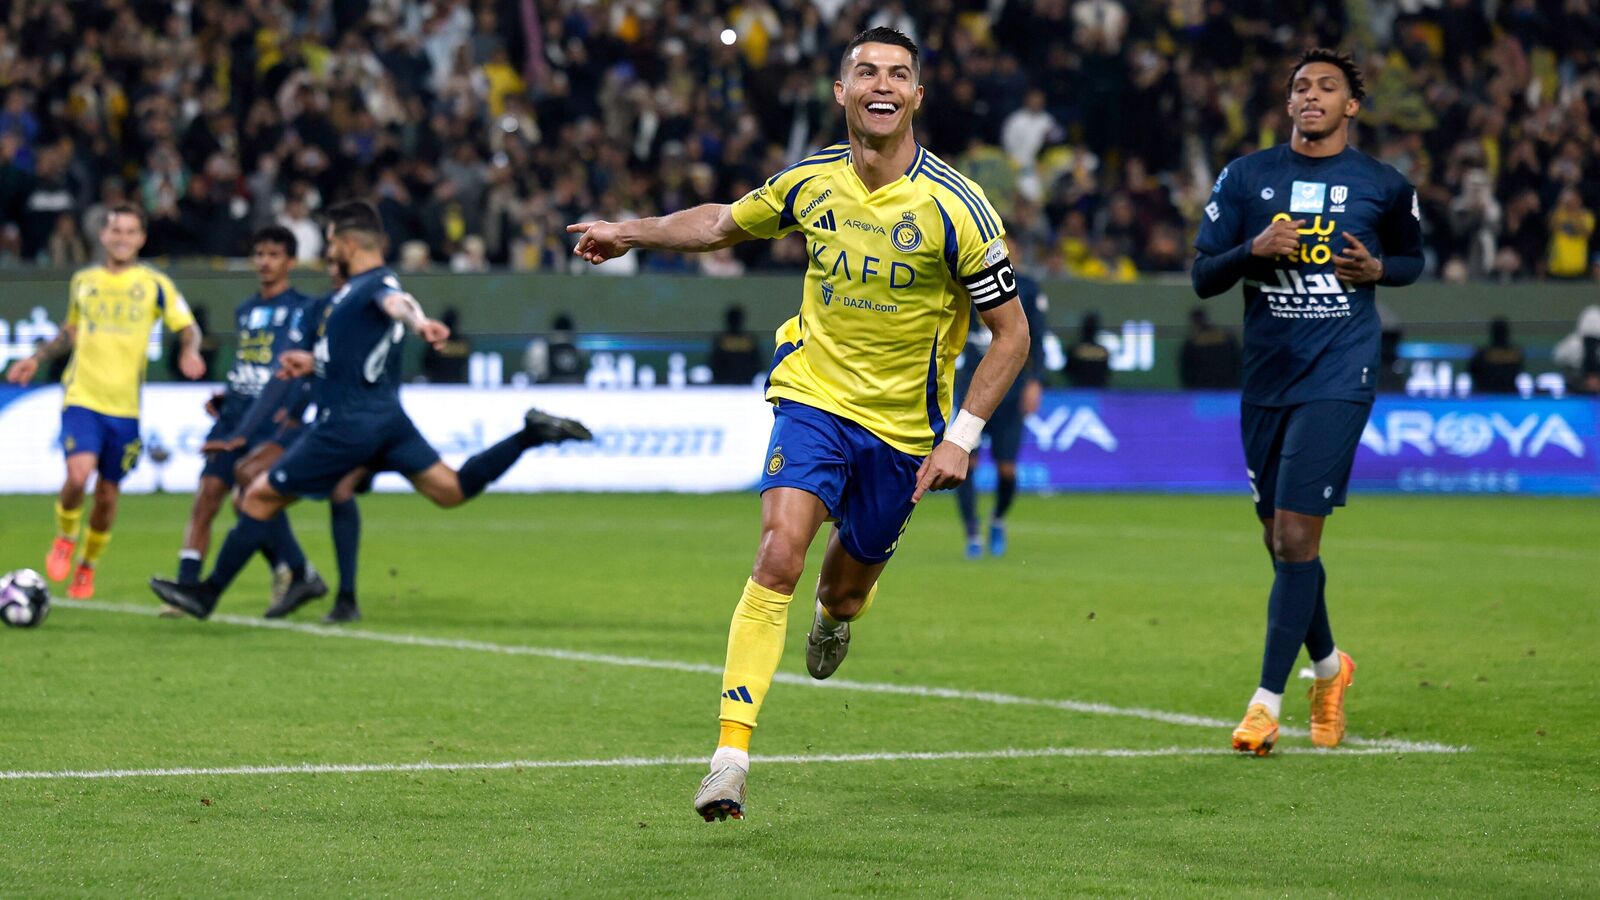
[945,409,986,453]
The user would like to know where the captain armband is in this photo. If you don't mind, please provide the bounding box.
[961,257,1020,312]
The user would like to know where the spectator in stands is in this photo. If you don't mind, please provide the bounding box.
[709,304,764,387]
[278,190,322,265]
[47,212,89,268]
[0,0,1596,287]
[1179,307,1241,389]
[1546,189,1595,281]
[1065,311,1111,388]
[1468,317,1525,395]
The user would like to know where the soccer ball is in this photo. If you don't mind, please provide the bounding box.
[0,568,51,628]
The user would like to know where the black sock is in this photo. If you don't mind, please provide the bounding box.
[204,513,272,594]
[1303,559,1334,662]
[330,498,361,598]
[268,512,307,575]
[178,554,202,585]
[458,432,527,499]
[993,471,1017,521]
[955,477,978,538]
[1258,558,1322,693]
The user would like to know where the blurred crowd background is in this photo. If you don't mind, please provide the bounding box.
[1,0,1599,283]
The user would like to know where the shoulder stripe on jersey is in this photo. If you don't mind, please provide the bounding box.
[155,281,166,311]
[918,156,997,241]
[766,145,850,186]
[779,174,823,232]
[921,155,999,239]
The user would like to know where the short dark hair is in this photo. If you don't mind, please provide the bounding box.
[251,224,298,258]
[1286,48,1365,101]
[841,27,919,80]
[104,202,146,230]
[324,200,384,247]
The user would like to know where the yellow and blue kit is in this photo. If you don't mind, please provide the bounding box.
[58,264,195,482]
[731,142,1017,562]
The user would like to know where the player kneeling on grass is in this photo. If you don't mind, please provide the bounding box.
[149,201,592,620]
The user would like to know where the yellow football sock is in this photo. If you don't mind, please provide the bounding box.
[82,528,111,565]
[55,502,82,540]
[718,578,793,730]
[718,720,753,752]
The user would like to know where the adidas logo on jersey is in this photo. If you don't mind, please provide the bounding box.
[722,686,754,703]
[812,210,836,231]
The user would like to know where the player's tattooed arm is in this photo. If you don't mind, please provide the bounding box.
[567,204,754,263]
[3,325,75,384]
[381,291,451,349]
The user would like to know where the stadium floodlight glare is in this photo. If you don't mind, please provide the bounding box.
[720,28,736,45]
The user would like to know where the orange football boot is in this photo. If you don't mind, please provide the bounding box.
[1309,651,1356,749]
[46,535,76,582]
[1231,703,1279,756]
[66,562,96,600]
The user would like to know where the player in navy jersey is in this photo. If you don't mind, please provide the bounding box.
[1192,49,1423,755]
[203,254,371,622]
[954,236,1048,558]
[173,226,326,608]
[150,201,593,620]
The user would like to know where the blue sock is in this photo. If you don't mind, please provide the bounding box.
[1303,560,1334,662]
[178,554,202,585]
[330,498,361,598]
[458,432,527,499]
[1258,558,1322,693]
[269,512,307,575]
[993,471,1017,521]
[955,478,978,538]
[205,513,273,594]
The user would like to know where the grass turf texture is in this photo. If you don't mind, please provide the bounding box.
[0,492,1595,896]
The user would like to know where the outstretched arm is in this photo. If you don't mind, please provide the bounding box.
[567,204,754,264]
[5,325,76,384]
[381,291,450,349]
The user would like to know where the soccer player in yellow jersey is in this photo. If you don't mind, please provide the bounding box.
[4,204,205,599]
[568,27,1031,822]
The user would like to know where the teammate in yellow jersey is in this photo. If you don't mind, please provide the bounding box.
[568,27,1031,823]
[4,204,205,599]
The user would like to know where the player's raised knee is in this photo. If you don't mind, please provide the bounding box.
[815,581,870,621]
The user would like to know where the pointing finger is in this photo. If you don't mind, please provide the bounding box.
[911,459,935,504]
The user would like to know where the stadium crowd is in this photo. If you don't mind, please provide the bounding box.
[1,0,1599,282]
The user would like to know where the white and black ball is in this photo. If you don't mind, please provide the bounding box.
[1,568,51,628]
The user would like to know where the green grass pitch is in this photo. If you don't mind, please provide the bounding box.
[1,491,1596,896]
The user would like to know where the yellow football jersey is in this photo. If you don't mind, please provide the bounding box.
[731,143,1009,456]
[62,264,196,418]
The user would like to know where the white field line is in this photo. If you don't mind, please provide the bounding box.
[0,745,1451,782]
[64,601,1470,755]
